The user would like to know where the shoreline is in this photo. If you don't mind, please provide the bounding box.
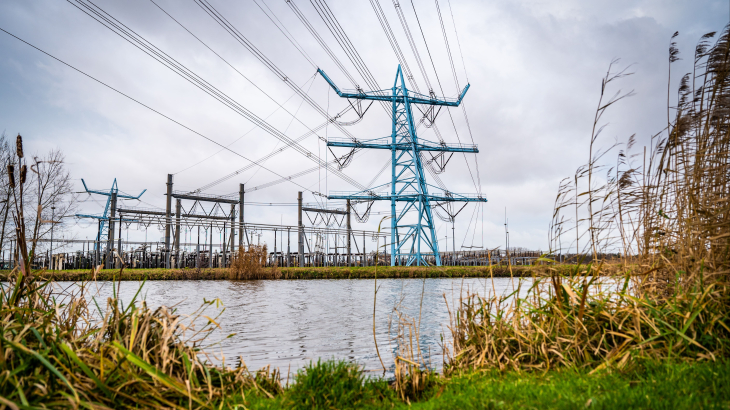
[0,265,543,281]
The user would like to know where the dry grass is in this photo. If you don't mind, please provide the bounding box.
[445,27,730,374]
[229,244,281,280]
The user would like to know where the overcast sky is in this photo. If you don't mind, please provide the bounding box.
[0,0,726,252]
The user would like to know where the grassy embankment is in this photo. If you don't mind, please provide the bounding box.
[231,359,730,409]
[0,265,541,281]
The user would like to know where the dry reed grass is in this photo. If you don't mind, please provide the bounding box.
[445,27,730,375]
[229,244,281,280]
[0,137,282,408]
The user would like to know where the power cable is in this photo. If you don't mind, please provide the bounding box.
[0,26,325,197]
[172,75,311,176]
[68,0,365,191]
[252,0,318,68]
[408,0,478,193]
[193,0,360,142]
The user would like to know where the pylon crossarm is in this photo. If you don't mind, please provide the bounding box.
[328,192,486,202]
[318,68,469,107]
[327,137,478,153]
[75,213,108,221]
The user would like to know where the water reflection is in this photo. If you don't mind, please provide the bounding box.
[56,277,528,376]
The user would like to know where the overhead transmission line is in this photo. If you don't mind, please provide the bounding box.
[434,0,482,194]
[0,27,327,197]
[67,0,366,192]
[405,0,479,194]
[305,0,452,193]
[192,0,361,142]
[252,0,318,68]
[172,75,313,176]
[150,0,364,190]
[286,0,359,88]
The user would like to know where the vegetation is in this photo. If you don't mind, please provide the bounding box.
[0,264,540,281]
[1,26,729,410]
[234,359,730,409]
[229,244,281,280]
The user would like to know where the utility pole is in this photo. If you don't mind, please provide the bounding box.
[165,174,173,269]
[239,184,245,249]
[106,192,117,269]
[452,219,456,267]
[229,203,236,260]
[298,192,304,267]
[346,199,351,266]
[49,206,55,270]
[505,208,509,264]
[175,199,181,265]
[118,213,123,268]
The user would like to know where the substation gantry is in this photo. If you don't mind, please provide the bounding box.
[319,66,487,266]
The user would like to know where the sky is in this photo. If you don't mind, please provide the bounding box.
[0,0,726,253]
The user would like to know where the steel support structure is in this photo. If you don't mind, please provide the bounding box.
[320,66,486,266]
[77,178,146,252]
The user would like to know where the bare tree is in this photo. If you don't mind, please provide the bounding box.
[26,149,78,262]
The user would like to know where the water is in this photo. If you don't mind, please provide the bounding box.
[54,277,527,376]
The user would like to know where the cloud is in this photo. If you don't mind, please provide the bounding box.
[0,0,724,251]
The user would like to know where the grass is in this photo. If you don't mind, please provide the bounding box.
[403,359,730,410]
[0,265,541,281]
[222,359,730,409]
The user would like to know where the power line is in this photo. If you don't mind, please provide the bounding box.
[192,0,360,142]
[68,0,365,192]
[252,0,318,68]
[0,26,326,197]
[407,0,479,193]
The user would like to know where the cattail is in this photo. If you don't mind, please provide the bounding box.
[15,134,23,159]
[7,164,15,188]
[20,165,27,185]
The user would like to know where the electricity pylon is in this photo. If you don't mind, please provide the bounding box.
[76,179,146,251]
[320,65,486,266]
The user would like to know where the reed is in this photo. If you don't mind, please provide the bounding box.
[229,244,281,280]
[445,26,730,374]
[0,137,282,408]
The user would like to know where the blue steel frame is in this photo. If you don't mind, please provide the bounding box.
[75,178,146,251]
[320,66,487,266]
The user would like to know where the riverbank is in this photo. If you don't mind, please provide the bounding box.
[233,359,730,409]
[0,265,544,281]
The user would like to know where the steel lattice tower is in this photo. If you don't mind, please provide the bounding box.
[320,66,486,266]
[76,179,146,251]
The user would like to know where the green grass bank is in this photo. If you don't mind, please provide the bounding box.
[0,265,538,281]
[232,359,730,409]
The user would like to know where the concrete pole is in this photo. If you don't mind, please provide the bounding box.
[117,214,123,268]
[165,174,173,269]
[239,184,244,249]
[298,192,304,267]
[96,220,101,267]
[49,206,55,270]
[229,203,236,259]
[287,228,290,267]
[346,199,351,266]
[106,192,117,269]
[222,222,227,268]
[209,223,213,269]
[175,199,181,266]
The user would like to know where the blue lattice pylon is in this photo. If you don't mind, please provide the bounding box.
[76,179,146,251]
[320,66,486,266]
